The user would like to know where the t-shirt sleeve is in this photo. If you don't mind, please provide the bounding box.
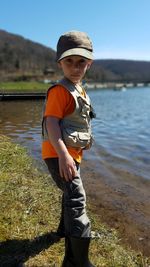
[44,85,75,118]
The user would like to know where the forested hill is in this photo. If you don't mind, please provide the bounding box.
[0,29,59,81]
[0,29,150,82]
[88,59,150,82]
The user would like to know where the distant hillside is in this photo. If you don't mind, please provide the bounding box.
[88,59,150,82]
[0,29,150,83]
[0,29,59,81]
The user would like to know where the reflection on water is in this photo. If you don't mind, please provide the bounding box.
[0,101,43,160]
[0,87,150,179]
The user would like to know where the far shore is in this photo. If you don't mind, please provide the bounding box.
[1,81,150,101]
[0,80,150,94]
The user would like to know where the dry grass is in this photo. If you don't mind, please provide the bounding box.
[0,135,149,267]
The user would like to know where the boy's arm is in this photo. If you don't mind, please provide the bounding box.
[46,116,77,181]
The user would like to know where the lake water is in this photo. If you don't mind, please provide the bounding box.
[1,86,149,180]
[89,87,150,180]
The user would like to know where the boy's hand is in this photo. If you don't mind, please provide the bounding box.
[58,153,77,182]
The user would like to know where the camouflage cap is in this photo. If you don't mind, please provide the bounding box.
[56,30,93,62]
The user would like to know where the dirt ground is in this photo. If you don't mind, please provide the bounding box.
[82,159,150,257]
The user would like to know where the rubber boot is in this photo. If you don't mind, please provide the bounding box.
[62,237,95,267]
[62,237,74,267]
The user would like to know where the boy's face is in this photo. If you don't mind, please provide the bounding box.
[58,55,92,84]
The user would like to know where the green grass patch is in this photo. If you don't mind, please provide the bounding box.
[0,135,149,266]
[0,81,50,93]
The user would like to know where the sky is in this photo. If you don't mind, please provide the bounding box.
[0,0,150,61]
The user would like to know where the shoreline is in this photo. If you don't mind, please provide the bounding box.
[81,158,150,256]
[1,135,149,266]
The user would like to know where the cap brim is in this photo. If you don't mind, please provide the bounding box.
[57,48,93,61]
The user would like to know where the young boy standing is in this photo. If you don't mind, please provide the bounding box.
[42,30,95,267]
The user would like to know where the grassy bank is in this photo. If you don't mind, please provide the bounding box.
[0,135,149,267]
[0,81,50,93]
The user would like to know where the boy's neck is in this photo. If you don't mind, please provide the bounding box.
[62,77,86,97]
[64,76,82,86]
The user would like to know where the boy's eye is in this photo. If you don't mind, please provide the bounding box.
[65,58,72,63]
[79,59,86,63]
[63,57,88,66]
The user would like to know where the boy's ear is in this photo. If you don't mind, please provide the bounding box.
[87,60,93,69]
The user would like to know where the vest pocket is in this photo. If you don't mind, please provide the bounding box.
[78,132,93,150]
[62,128,92,149]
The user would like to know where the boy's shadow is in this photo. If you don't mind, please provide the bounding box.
[0,231,61,267]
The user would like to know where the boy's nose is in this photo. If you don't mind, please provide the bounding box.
[73,63,80,69]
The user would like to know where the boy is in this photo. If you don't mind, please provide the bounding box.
[42,30,95,267]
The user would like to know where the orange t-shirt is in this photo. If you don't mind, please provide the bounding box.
[42,85,83,163]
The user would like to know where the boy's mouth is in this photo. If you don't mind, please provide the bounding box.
[71,74,81,78]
